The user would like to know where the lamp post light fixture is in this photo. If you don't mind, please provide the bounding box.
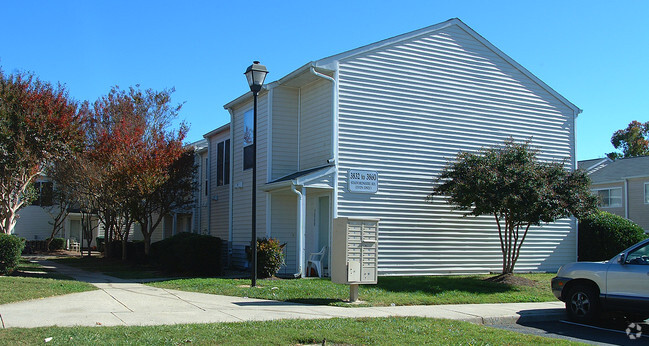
[244,61,268,287]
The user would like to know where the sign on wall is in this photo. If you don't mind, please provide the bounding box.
[348,170,378,193]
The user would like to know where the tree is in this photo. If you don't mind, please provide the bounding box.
[133,149,196,256]
[0,68,84,234]
[84,85,188,260]
[607,120,649,160]
[430,140,598,274]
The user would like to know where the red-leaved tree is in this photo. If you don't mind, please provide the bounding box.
[0,68,84,234]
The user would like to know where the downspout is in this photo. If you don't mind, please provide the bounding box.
[291,183,306,277]
[624,179,629,219]
[227,108,235,263]
[310,65,339,217]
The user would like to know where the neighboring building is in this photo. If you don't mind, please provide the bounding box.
[206,18,581,276]
[578,156,649,232]
[13,176,103,249]
[13,140,210,249]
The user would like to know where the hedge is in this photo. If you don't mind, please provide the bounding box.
[150,233,223,275]
[0,234,25,275]
[579,211,648,261]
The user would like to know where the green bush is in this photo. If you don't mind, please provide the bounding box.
[255,238,285,278]
[150,233,223,276]
[579,211,648,261]
[49,238,65,251]
[0,234,25,275]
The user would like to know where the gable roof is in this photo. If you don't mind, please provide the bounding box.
[587,156,649,183]
[578,157,613,174]
[225,18,581,114]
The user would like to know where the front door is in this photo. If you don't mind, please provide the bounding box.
[317,196,330,274]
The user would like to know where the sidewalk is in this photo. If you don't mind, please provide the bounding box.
[0,260,566,328]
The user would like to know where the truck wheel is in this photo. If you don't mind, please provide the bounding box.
[566,284,600,323]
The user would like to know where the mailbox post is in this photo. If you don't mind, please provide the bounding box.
[331,217,379,302]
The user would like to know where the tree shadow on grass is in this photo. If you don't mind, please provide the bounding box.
[376,276,514,295]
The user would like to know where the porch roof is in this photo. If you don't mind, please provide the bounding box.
[263,165,335,191]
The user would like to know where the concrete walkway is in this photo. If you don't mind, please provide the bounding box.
[0,260,566,328]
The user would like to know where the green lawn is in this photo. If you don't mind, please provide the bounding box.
[148,273,556,307]
[0,317,582,345]
[0,260,96,305]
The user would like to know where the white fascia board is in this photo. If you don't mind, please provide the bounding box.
[295,166,336,186]
[223,62,322,111]
[203,123,231,139]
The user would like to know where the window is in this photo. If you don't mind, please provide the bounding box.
[204,158,209,196]
[625,242,649,265]
[594,188,622,208]
[243,109,254,170]
[33,181,53,207]
[216,139,230,186]
[645,183,649,204]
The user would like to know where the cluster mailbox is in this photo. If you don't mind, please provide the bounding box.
[331,217,379,285]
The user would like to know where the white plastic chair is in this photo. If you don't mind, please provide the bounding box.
[307,246,327,278]
[69,238,80,252]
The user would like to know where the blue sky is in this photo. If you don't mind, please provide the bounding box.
[2,1,647,160]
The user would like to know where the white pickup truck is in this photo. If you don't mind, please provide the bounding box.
[552,238,649,322]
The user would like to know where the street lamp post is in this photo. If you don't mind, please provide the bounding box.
[244,61,268,287]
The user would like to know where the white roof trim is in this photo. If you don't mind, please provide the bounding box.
[203,123,230,139]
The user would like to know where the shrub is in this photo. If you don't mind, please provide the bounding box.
[150,233,223,276]
[49,238,65,251]
[255,238,285,278]
[579,211,648,261]
[0,234,25,275]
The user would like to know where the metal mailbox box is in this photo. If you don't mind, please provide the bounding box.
[331,217,379,285]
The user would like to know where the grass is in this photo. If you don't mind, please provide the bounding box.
[0,260,96,305]
[148,273,556,307]
[50,257,166,280]
[0,317,582,345]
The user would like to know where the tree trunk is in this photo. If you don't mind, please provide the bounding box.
[144,233,151,256]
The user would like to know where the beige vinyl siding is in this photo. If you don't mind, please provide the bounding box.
[208,132,231,240]
[627,178,649,230]
[270,192,298,274]
[336,24,577,275]
[271,86,299,180]
[299,80,332,170]
[231,93,268,268]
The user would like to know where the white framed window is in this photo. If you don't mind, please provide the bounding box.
[645,182,649,204]
[593,188,622,208]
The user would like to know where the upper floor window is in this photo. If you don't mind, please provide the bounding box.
[645,182,649,204]
[594,188,622,208]
[243,109,254,170]
[217,139,230,186]
[33,181,53,207]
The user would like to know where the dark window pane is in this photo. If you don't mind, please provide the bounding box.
[41,182,53,207]
[243,145,254,170]
[217,141,224,186]
[33,182,42,206]
[224,139,230,185]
